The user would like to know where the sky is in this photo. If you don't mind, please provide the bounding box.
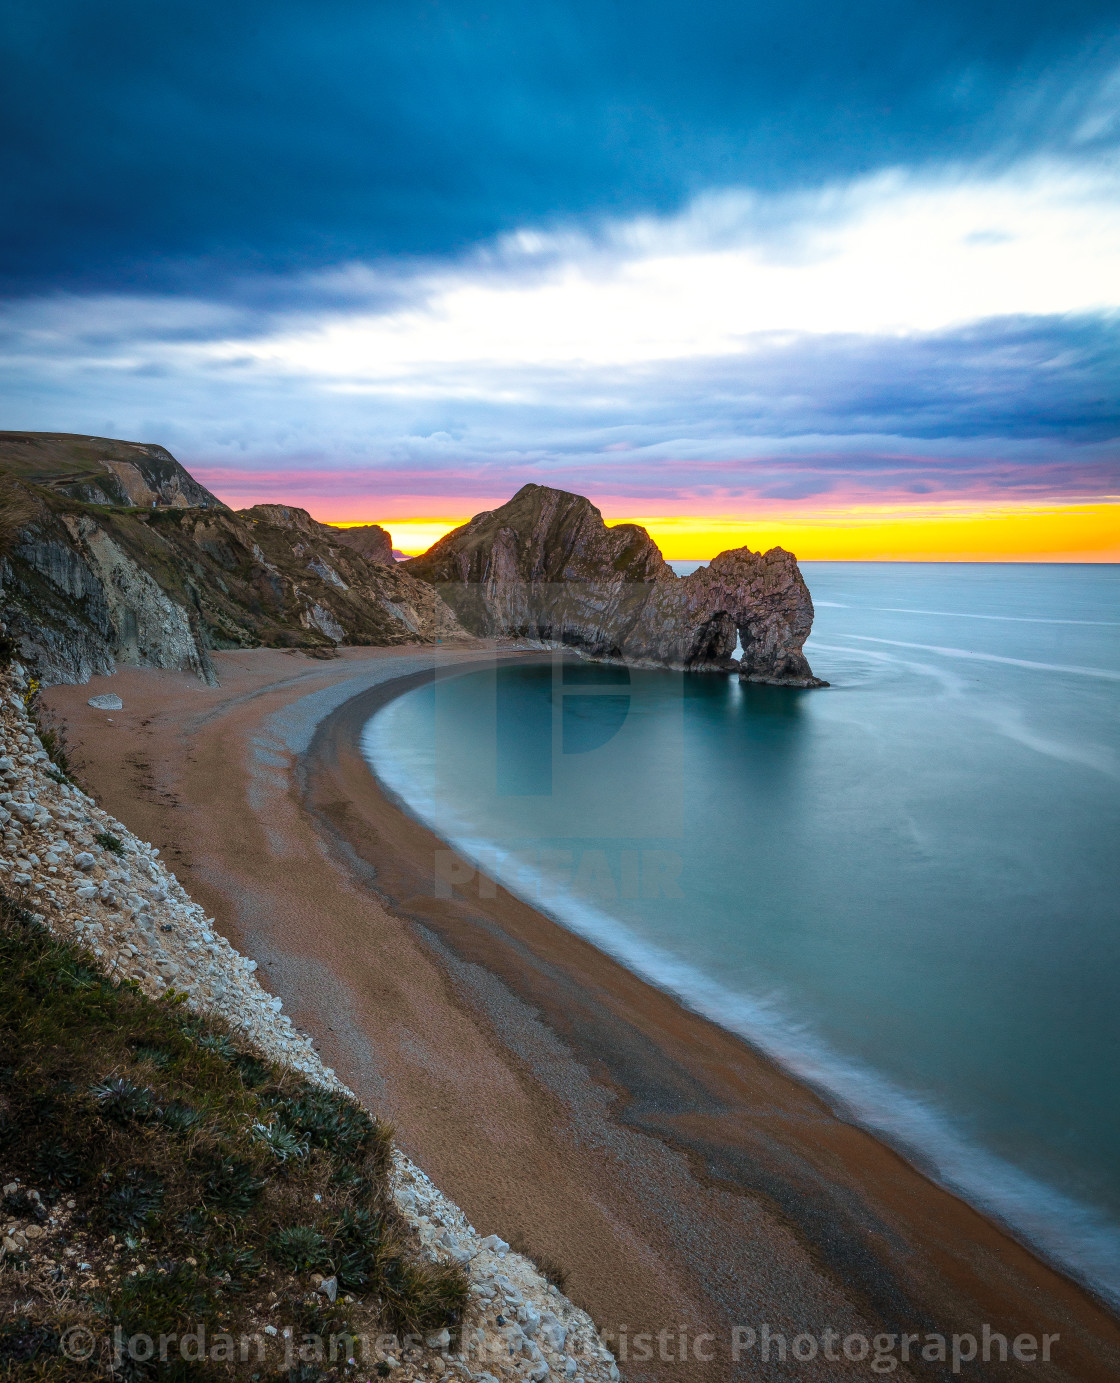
[2,1,1119,557]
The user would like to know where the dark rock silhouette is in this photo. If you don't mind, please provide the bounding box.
[326,522,394,564]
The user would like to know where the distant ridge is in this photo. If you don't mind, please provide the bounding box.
[324,521,394,564]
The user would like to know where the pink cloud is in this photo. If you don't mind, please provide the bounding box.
[191,449,1118,526]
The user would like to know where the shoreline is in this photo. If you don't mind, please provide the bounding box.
[361,662,1120,1320]
[44,645,1120,1382]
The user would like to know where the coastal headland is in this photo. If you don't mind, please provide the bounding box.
[44,645,1120,1382]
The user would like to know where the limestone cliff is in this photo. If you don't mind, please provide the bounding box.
[404,484,825,686]
[0,436,465,685]
[0,438,822,689]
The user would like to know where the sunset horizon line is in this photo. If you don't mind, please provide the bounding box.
[239,495,1119,562]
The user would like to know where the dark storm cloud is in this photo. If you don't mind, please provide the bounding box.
[3,3,1117,514]
[647,317,1120,444]
[2,0,1119,293]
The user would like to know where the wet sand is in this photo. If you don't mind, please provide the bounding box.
[44,645,1120,1383]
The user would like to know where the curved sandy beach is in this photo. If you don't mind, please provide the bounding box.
[44,645,1120,1383]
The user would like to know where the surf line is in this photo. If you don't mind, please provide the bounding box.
[864,608,1120,627]
[844,637,1120,681]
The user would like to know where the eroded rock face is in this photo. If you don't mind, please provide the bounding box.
[240,509,394,565]
[404,484,826,686]
[0,441,467,685]
[632,546,824,685]
[236,502,322,533]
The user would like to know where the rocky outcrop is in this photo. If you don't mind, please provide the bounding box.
[405,484,825,686]
[0,438,467,686]
[629,545,823,685]
[407,483,672,589]
[0,436,822,690]
[240,508,394,564]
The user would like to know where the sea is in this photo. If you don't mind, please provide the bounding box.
[361,562,1120,1305]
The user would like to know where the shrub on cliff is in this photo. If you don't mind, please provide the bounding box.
[0,889,467,1379]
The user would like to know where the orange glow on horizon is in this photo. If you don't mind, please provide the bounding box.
[324,502,1120,562]
[328,519,464,554]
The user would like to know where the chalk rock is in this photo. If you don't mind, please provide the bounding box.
[88,694,124,710]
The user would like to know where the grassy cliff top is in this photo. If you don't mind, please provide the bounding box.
[0,434,223,511]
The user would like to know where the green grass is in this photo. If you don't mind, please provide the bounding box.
[0,890,468,1379]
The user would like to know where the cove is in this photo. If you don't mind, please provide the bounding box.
[363,562,1120,1307]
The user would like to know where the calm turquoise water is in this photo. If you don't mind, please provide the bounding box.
[363,563,1120,1303]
